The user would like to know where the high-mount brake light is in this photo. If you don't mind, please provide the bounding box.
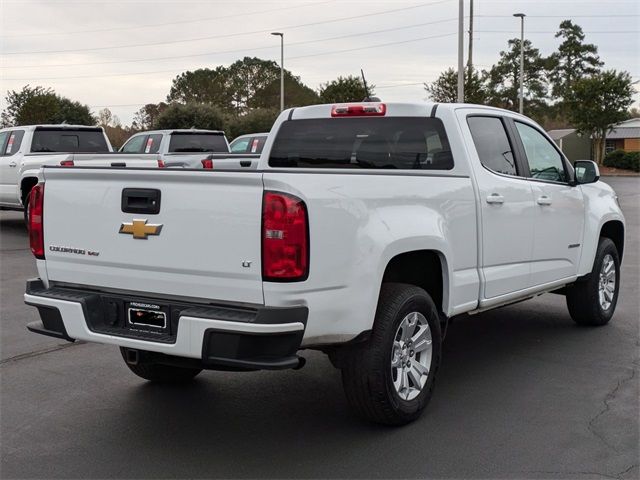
[28,183,45,259]
[262,191,309,281]
[331,103,386,117]
[201,158,214,169]
[60,160,74,167]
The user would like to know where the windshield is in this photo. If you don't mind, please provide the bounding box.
[31,128,109,153]
[168,133,228,153]
[269,117,453,170]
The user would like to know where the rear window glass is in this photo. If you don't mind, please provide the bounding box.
[31,129,109,153]
[269,117,453,170]
[168,133,227,153]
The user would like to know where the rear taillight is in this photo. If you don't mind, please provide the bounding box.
[157,159,166,168]
[28,183,45,259]
[331,103,386,117]
[262,191,309,281]
[201,158,214,169]
[60,160,74,167]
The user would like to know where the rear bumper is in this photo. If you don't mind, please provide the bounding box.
[24,279,308,370]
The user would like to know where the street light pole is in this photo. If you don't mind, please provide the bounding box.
[271,32,284,111]
[513,13,526,114]
[457,0,464,102]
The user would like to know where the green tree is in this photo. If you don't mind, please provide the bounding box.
[226,108,279,139]
[152,103,226,131]
[485,39,549,118]
[251,72,319,110]
[2,85,95,126]
[318,75,372,103]
[1,85,53,126]
[167,67,233,111]
[566,70,634,164]
[424,67,488,104]
[227,57,282,113]
[548,20,602,103]
[132,102,168,130]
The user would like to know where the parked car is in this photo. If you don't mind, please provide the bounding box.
[121,129,259,169]
[0,125,161,220]
[24,102,625,425]
[229,132,268,154]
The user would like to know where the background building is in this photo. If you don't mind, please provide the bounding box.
[548,128,592,161]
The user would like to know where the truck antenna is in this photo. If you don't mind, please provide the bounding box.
[361,69,380,102]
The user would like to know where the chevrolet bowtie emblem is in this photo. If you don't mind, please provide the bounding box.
[119,219,163,239]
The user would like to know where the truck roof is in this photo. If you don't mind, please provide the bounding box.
[139,129,225,135]
[1,124,104,131]
[288,102,529,120]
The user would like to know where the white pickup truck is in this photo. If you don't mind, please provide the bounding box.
[24,102,625,425]
[120,129,260,170]
[0,125,162,220]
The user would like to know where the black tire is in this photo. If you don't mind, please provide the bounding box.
[23,193,30,227]
[566,237,620,326]
[119,348,202,383]
[340,283,442,425]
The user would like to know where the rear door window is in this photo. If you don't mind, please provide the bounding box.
[269,117,453,170]
[168,133,228,153]
[144,134,163,154]
[249,136,266,153]
[467,116,517,176]
[31,128,109,153]
[0,132,10,155]
[3,130,25,155]
[121,135,147,153]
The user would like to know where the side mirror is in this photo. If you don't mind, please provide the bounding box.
[573,160,600,185]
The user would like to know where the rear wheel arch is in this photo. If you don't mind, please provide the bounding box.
[380,250,448,315]
[20,176,38,206]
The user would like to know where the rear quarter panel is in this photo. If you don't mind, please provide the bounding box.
[263,172,478,346]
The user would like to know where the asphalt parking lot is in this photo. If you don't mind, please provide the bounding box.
[1,177,638,479]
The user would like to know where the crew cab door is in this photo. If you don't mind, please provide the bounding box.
[512,121,584,285]
[462,113,536,299]
[0,129,25,205]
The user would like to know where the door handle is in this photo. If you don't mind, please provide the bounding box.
[537,195,552,206]
[486,193,504,204]
[8,161,17,167]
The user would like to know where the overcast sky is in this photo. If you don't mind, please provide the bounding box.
[1,0,638,125]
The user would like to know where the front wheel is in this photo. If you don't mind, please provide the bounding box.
[120,348,202,383]
[340,283,442,425]
[566,237,620,326]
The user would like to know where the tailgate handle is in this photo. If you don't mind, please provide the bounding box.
[121,188,161,214]
[240,160,252,167]
[111,162,127,167]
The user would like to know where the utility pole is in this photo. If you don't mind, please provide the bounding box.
[457,0,464,102]
[513,13,526,114]
[271,32,284,111]
[467,0,474,78]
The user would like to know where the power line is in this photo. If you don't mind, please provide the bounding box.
[3,32,458,81]
[476,14,640,18]
[477,30,639,33]
[1,17,459,69]
[1,0,453,56]
[0,0,335,38]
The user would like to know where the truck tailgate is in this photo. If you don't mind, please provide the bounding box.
[41,168,264,304]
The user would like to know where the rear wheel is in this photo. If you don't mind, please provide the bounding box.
[566,237,620,326]
[23,192,31,226]
[120,348,202,383]
[340,283,442,425]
